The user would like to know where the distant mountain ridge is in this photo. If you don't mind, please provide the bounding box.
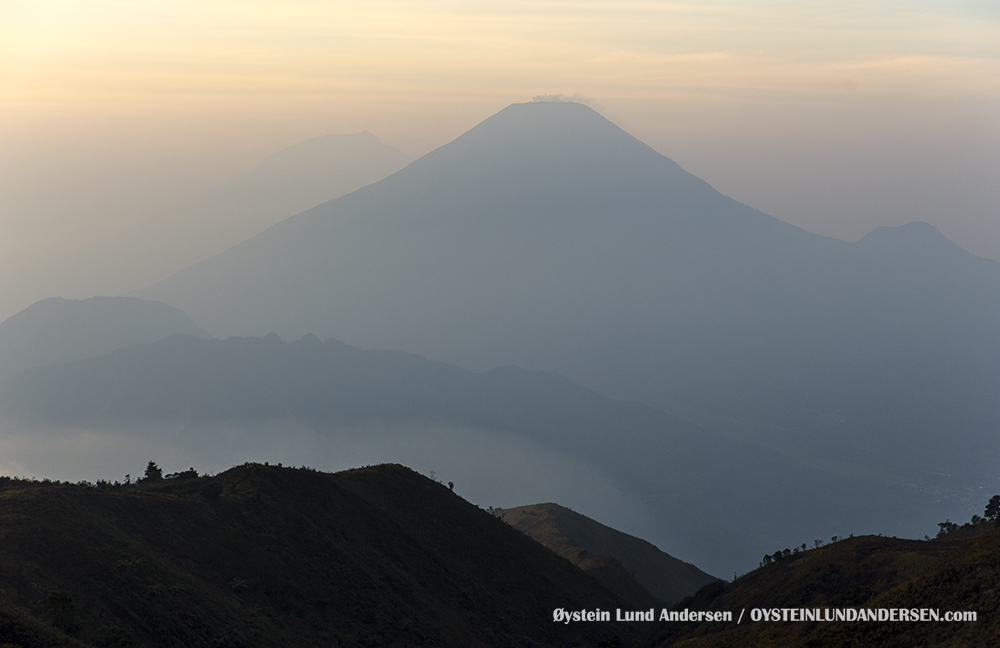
[0,333,699,436]
[500,503,717,606]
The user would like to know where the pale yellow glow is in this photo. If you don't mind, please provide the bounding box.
[2,1,997,115]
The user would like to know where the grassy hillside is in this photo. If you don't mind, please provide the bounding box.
[640,524,1000,648]
[0,464,642,648]
[501,504,715,607]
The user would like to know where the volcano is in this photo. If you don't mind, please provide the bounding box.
[136,101,1000,479]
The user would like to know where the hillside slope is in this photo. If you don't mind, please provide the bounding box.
[640,526,1000,647]
[0,464,641,648]
[502,503,716,607]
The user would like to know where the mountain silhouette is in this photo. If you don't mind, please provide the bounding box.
[137,101,817,351]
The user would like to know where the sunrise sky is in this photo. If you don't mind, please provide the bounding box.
[1,0,998,307]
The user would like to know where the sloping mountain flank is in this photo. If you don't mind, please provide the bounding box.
[501,503,717,607]
[0,463,642,648]
[157,130,414,269]
[0,296,211,380]
[134,101,1000,487]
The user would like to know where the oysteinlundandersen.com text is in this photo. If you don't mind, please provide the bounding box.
[552,607,977,624]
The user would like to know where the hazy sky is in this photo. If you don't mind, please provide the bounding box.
[2,0,998,302]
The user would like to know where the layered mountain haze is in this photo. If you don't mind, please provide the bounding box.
[0,333,942,576]
[0,333,729,568]
[2,99,995,591]
[135,100,1000,490]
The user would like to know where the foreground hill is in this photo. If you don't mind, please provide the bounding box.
[0,463,640,648]
[0,296,211,380]
[501,504,716,607]
[639,525,1000,647]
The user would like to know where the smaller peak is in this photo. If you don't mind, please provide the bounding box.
[856,221,975,261]
[31,296,72,305]
[857,222,955,251]
[859,221,945,244]
[262,131,394,164]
